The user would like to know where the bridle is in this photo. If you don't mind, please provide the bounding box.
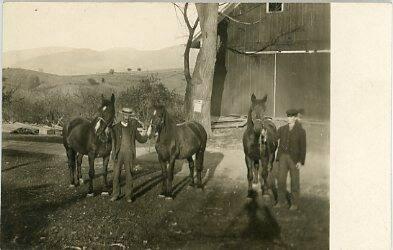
[94,115,113,136]
[251,116,270,144]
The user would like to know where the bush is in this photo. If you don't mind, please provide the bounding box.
[109,69,115,75]
[117,75,184,124]
[87,78,99,85]
[2,75,184,126]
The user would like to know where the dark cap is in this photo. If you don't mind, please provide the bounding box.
[286,109,299,117]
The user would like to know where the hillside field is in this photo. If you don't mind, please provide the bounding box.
[3,68,187,95]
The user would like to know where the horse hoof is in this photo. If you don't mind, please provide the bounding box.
[158,194,166,198]
[252,183,259,189]
[101,191,110,196]
[165,196,173,201]
[79,178,84,185]
[69,184,76,188]
[189,182,195,187]
[126,198,134,203]
[87,193,94,197]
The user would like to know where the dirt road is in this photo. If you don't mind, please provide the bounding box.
[1,127,329,249]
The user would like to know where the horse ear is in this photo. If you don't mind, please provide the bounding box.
[251,93,256,103]
[111,93,115,103]
[261,94,267,103]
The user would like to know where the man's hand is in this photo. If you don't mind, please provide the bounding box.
[296,162,303,169]
[146,126,152,137]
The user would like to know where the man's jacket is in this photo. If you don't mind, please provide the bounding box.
[110,119,148,160]
[277,121,306,165]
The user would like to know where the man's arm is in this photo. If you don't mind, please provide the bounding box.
[299,128,306,165]
[110,126,117,160]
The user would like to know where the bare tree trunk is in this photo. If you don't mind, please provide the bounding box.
[190,3,218,137]
[184,33,194,120]
[182,3,199,120]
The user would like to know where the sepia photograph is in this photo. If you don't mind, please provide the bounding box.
[2,2,337,249]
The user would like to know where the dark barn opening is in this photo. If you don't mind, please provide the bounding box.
[211,19,229,117]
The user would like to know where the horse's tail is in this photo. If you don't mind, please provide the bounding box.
[62,122,70,149]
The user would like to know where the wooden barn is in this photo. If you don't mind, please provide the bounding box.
[192,3,330,121]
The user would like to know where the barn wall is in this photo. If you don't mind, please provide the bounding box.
[227,3,330,52]
[211,3,330,120]
[275,53,330,120]
[217,51,275,117]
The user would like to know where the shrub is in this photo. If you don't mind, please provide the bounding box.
[117,75,184,124]
[2,75,184,126]
[87,78,99,85]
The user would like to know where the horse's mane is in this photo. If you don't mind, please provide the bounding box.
[162,108,175,129]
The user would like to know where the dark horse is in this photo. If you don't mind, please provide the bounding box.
[242,94,278,201]
[147,105,207,199]
[62,94,116,196]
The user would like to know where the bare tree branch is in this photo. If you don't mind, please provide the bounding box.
[227,27,303,56]
[219,11,264,25]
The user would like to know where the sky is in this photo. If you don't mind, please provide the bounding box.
[3,2,199,52]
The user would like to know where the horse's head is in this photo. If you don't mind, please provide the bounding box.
[147,105,166,138]
[249,93,268,133]
[94,93,116,135]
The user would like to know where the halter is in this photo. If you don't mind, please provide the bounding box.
[251,116,270,144]
[94,116,112,136]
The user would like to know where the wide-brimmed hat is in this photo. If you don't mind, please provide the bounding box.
[119,107,135,115]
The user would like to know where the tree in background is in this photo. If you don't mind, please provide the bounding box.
[173,3,199,119]
[189,3,219,136]
[109,69,115,75]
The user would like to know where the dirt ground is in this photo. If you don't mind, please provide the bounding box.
[1,123,329,249]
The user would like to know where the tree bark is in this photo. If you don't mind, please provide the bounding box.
[182,3,199,120]
[190,3,218,137]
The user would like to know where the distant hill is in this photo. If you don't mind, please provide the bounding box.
[3,45,198,75]
[2,67,187,95]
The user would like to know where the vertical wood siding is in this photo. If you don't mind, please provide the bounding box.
[211,3,330,120]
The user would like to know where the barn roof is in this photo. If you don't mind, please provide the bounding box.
[191,3,240,49]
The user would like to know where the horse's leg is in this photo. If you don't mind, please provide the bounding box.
[253,161,260,188]
[195,150,205,189]
[66,148,76,187]
[245,156,254,198]
[87,153,95,197]
[260,158,269,196]
[158,156,168,198]
[101,155,110,195]
[187,156,195,187]
[166,157,176,199]
[270,165,278,203]
[76,154,83,186]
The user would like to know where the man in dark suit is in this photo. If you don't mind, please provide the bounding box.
[275,109,307,210]
[110,107,148,202]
